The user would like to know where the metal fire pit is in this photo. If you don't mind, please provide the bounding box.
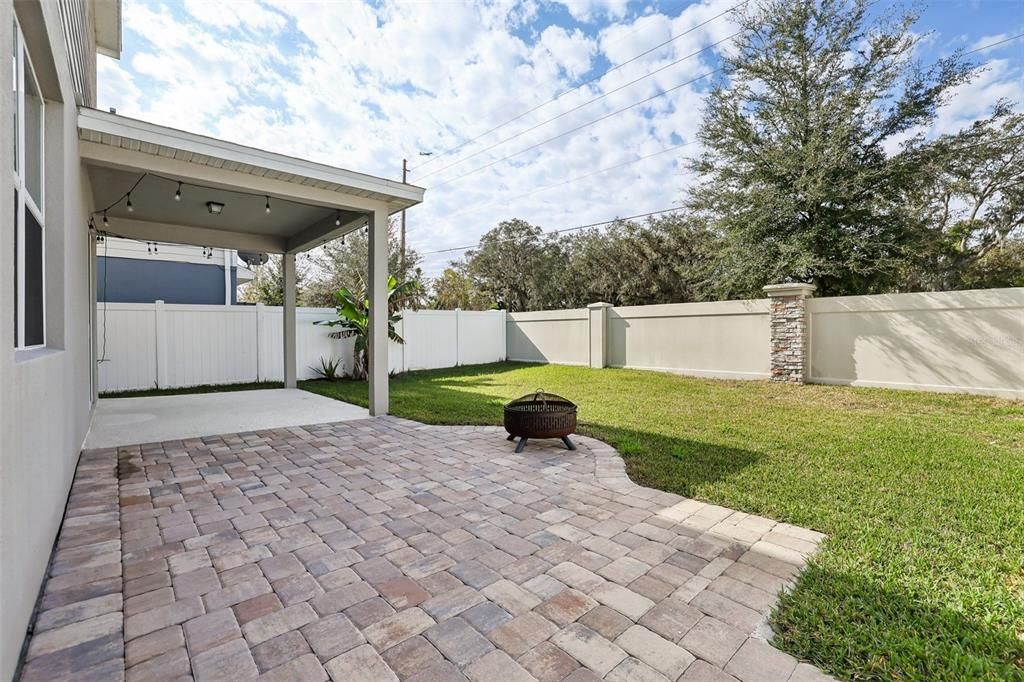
[504,389,577,453]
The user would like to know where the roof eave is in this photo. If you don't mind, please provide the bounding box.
[77,107,425,210]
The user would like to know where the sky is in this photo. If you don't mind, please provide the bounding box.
[97,0,1024,278]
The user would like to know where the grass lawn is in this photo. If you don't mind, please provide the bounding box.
[301,362,1024,681]
[101,381,283,399]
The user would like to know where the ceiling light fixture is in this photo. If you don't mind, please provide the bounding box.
[206,201,225,215]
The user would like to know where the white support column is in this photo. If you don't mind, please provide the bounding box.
[223,249,233,305]
[282,253,297,389]
[368,207,389,415]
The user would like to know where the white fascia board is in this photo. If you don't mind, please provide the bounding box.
[77,108,425,206]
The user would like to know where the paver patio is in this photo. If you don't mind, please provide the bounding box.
[20,417,833,681]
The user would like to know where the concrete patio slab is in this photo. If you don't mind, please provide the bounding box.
[84,389,368,449]
[26,417,834,681]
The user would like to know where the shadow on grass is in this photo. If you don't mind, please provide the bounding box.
[773,565,1024,680]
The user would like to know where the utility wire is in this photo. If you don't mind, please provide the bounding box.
[963,32,1024,55]
[420,207,681,256]
[429,68,719,190]
[423,34,1024,191]
[411,1,746,172]
[417,31,741,181]
[420,131,1024,260]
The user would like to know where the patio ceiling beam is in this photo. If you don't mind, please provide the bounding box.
[105,217,288,253]
[286,212,368,254]
[80,141,395,215]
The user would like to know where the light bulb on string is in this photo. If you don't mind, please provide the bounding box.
[102,211,109,227]
[126,193,134,212]
[174,182,182,201]
[265,196,271,214]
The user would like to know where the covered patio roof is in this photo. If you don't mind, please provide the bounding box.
[78,107,424,254]
[80,108,420,414]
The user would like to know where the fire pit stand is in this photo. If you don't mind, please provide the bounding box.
[503,389,577,454]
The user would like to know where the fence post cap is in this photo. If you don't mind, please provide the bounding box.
[763,283,816,298]
[587,301,613,309]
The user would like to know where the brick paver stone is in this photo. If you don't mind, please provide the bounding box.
[551,623,628,676]
[465,650,535,682]
[616,625,695,679]
[364,607,436,650]
[325,643,399,682]
[518,641,580,681]
[424,617,495,666]
[183,608,241,655]
[590,583,655,621]
[536,588,598,626]
[381,635,444,679]
[241,602,317,646]
[487,611,559,656]
[302,612,366,660]
[190,637,259,680]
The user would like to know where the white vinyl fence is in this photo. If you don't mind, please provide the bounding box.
[97,302,506,393]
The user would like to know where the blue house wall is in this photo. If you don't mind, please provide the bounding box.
[97,257,239,305]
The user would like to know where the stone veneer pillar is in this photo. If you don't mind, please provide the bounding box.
[763,283,816,383]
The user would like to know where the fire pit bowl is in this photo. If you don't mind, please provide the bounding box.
[504,389,577,453]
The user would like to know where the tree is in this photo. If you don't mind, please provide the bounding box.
[688,0,975,296]
[431,266,493,310]
[315,276,420,379]
[240,255,304,305]
[303,217,426,307]
[555,214,721,306]
[463,219,560,311]
[909,101,1024,289]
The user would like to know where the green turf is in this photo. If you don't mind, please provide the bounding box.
[300,362,1024,681]
[100,381,283,398]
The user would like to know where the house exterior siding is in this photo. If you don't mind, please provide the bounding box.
[0,2,97,679]
[97,257,240,304]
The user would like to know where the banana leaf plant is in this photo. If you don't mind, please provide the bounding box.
[315,276,419,380]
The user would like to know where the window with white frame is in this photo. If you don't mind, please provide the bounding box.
[13,18,45,349]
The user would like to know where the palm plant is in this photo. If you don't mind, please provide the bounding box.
[315,276,419,379]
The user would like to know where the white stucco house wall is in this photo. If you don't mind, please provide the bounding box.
[0,2,423,678]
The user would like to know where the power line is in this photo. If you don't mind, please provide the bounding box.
[411,1,746,173]
[429,68,719,190]
[963,32,1024,55]
[417,31,740,181]
[424,33,1024,192]
[420,207,682,256]
[455,141,697,219]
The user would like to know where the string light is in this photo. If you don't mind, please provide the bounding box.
[102,210,109,227]
[335,211,341,227]
[126,193,134,212]
[265,196,271,214]
[174,182,182,201]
